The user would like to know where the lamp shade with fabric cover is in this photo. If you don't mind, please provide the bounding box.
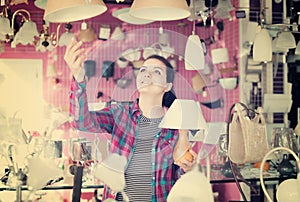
[44,0,107,23]
[129,0,190,21]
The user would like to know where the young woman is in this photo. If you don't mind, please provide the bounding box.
[65,38,197,201]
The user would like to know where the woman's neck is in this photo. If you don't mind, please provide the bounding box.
[139,93,165,118]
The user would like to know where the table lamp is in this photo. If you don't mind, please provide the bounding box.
[159,99,207,164]
[260,147,300,202]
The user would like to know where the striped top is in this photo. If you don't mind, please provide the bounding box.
[116,115,162,201]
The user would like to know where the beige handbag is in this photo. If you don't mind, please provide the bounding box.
[228,102,269,164]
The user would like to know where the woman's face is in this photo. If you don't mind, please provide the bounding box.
[136,58,172,93]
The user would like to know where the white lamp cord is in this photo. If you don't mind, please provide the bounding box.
[259,147,300,202]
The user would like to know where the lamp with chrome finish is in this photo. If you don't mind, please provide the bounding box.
[44,0,107,23]
[260,147,300,202]
[129,0,190,21]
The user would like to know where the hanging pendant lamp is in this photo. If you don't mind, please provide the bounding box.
[129,0,190,21]
[44,0,107,23]
[253,27,272,62]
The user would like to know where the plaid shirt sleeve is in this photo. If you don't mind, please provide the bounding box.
[69,78,114,133]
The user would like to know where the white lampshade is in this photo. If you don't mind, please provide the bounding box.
[184,34,205,70]
[58,31,74,46]
[0,16,11,35]
[276,31,296,49]
[260,147,300,202]
[167,166,214,202]
[211,48,229,64]
[94,153,126,192]
[27,157,63,190]
[245,21,259,43]
[129,0,190,21]
[11,21,39,47]
[159,99,207,130]
[44,0,107,23]
[214,0,234,19]
[34,0,47,9]
[272,38,289,53]
[112,8,154,25]
[295,41,300,55]
[253,27,272,62]
[111,26,125,41]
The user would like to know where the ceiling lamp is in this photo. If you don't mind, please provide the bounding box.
[276,29,296,49]
[253,26,272,62]
[58,23,74,46]
[112,8,154,25]
[44,0,107,23]
[129,0,190,21]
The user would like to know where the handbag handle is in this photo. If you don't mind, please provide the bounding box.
[226,102,258,202]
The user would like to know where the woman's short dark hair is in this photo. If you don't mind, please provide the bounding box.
[145,55,177,108]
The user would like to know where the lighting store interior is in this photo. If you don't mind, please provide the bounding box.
[0,0,300,201]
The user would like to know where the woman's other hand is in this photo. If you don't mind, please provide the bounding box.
[64,38,86,82]
[175,149,197,172]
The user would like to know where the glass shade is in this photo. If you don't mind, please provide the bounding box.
[129,0,190,21]
[44,0,107,23]
[253,27,272,62]
[159,99,207,130]
[185,34,205,70]
[94,153,126,192]
[0,16,11,35]
[111,26,125,41]
[211,48,229,64]
[58,31,74,47]
[11,21,39,47]
[276,31,296,49]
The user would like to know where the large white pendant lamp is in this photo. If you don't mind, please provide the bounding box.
[185,0,205,71]
[253,26,272,62]
[44,0,107,23]
[129,0,190,21]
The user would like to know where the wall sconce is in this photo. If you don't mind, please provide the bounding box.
[44,0,107,23]
[10,9,39,48]
[129,0,190,21]
[58,23,74,46]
